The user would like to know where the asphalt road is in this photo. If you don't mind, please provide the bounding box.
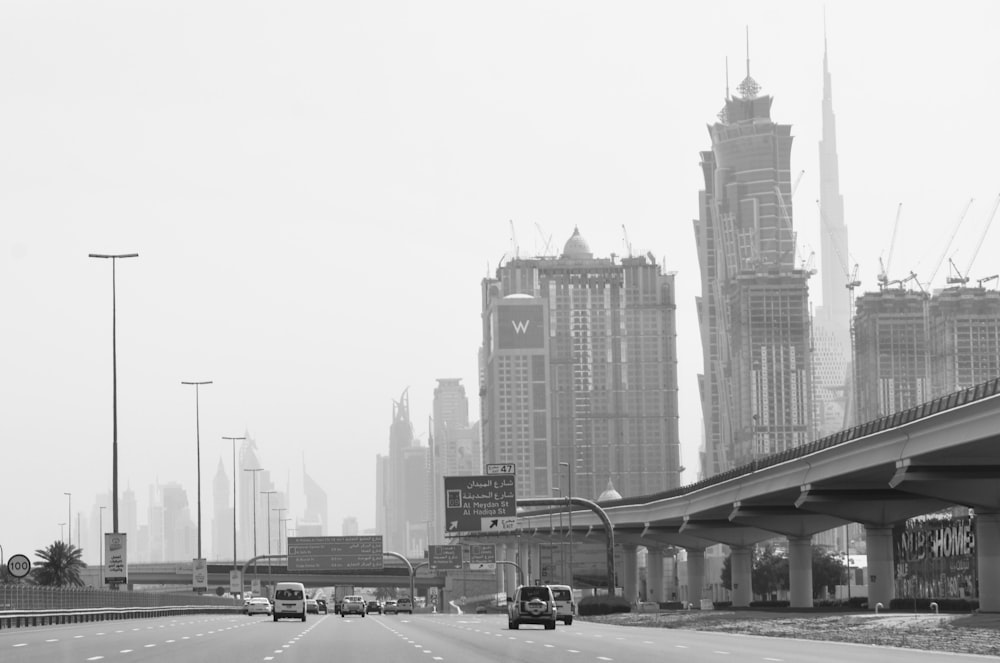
[1,611,992,663]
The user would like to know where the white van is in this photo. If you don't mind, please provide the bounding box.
[547,585,576,625]
[273,582,307,622]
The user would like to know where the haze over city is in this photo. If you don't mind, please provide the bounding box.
[3,1,999,564]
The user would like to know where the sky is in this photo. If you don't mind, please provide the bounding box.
[3,1,1000,564]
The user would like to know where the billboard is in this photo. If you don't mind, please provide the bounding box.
[104,533,127,585]
[444,474,516,533]
[287,535,384,572]
[894,516,977,599]
[496,303,545,350]
[192,558,208,591]
[429,544,463,570]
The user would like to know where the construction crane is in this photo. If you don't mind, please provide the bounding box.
[978,275,999,289]
[791,169,805,196]
[621,224,633,258]
[509,220,519,259]
[963,193,1000,285]
[534,222,553,257]
[946,257,969,286]
[927,198,974,288]
[877,203,903,289]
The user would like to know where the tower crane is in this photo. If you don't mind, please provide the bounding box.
[621,224,633,258]
[927,198,974,288]
[963,193,1000,285]
[877,203,903,290]
[509,219,519,259]
[534,222,553,257]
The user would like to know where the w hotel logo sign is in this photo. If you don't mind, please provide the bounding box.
[497,303,545,349]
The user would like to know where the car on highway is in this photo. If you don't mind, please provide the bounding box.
[306,598,319,614]
[394,597,413,614]
[508,585,557,630]
[382,599,398,614]
[547,584,575,625]
[366,600,382,614]
[273,581,307,622]
[316,598,328,614]
[246,597,272,616]
[340,594,366,617]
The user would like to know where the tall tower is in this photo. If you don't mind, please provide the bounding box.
[813,31,853,435]
[695,52,813,475]
[480,229,680,500]
[429,379,480,545]
[212,458,231,562]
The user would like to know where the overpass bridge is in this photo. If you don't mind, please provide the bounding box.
[127,559,445,593]
[460,378,1000,612]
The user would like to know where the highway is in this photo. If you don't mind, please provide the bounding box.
[1,611,990,663]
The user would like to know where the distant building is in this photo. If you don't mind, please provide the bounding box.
[480,228,680,500]
[342,516,359,536]
[380,389,429,555]
[929,287,1000,395]
[695,63,813,475]
[428,378,481,545]
[212,458,232,563]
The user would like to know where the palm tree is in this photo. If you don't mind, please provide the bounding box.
[32,540,87,587]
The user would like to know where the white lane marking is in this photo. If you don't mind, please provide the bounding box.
[145,644,156,648]
[675,645,688,648]
[166,639,175,643]
[642,641,653,644]
[119,649,133,653]
[265,658,274,661]
[12,644,28,648]
[764,659,783,662]
[544,644,555,648]
[713,651,730,655]
[75,635,85,639]
[597,658,613,661]
[567,649,580,653]
[46,638,59,642]
[86,657,104,661]
[423,650,432,654]
[433,658,443,661]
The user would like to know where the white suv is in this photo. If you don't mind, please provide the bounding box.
[547,585,575,625]
[507,585,557,630]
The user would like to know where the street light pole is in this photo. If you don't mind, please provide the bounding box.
[553,486,565,583]
[99,506,107,586]
[222,436,246,570]
[244,468,263,582]
[89,252,138,535]
[261,491,277,581]
[64,493,72,547]
[559,461,573,586]
[181,380,212,561]
[59,523,66,541]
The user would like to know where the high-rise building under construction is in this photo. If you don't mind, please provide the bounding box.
[695,62,813,476]
[479,230,680,500]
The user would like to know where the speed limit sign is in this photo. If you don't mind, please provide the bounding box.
[7,554,31,578]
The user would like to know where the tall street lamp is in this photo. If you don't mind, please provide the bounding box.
[99,506,107,586]
[559,461,573,585]
[59,523,66,541]
[64,493,72,547]
[553,486,565,583]
[181,380,212,561]
[273,509,287,555]
[244,468,263,562]
[261,490,277,580]
[89,252,138,535]
[222,435,246,570]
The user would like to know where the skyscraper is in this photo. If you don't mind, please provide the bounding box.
[428,378,480,545]
[380,389,429,554]
[212,458,231,562]
[813,34,853,436]
[930,287,1000,395]
[480,230,680,500]
[695,59,813,475]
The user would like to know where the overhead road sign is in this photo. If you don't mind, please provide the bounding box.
[429,544,463,570]
[444,473,517,533]
[288,535,384,572]
[486,463,516,475]
[468,544,496,571]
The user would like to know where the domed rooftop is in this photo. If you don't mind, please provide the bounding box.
[597,479,622,502]
[561,226,593,260]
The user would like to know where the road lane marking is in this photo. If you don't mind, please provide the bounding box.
[713,651,730,655]
[144,644,156,648]
[764,659,783,662]
[597,658,613,661]
[12,643,28,648]
[86,657,104,661]
[119,649,133,653]
[46,638,58,642]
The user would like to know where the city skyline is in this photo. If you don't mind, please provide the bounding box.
[4,2,1000,560]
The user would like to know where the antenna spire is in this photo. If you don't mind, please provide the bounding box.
[725,56,730,99]
[736,25,761,99]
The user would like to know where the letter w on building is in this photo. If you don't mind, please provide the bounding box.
[511,319,530,334]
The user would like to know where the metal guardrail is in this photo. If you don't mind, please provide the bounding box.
[0,605,239,629]
[0,584,239,629]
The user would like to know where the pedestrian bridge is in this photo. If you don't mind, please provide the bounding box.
[466,378,1000,612]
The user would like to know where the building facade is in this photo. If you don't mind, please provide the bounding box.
[429,378,481,545]
[480,230,680,501]
[695,66,813,475]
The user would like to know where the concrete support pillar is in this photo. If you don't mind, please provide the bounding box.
[518,541,531,586]
[866,526,895,610]
[978,513,1000,612]
[622,545,639,603]
[730,545,753,607]
[646,547,665,604]
[788,536,813,608]
[501,544,517,596]
[686,548,705,607]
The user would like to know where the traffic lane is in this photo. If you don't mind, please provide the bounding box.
[402,613,995,663]
[0,612,329,663]
[376,612,628,663]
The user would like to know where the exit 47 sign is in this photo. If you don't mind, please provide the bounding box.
[444,472,517,533]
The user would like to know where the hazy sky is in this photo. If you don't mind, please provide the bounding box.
[3,1,999,563]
